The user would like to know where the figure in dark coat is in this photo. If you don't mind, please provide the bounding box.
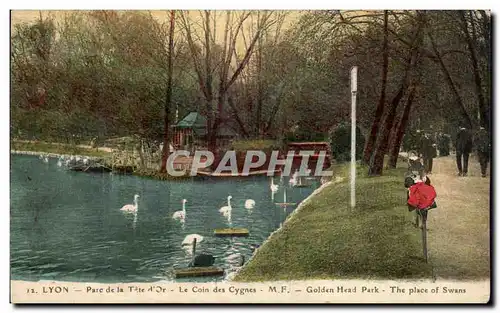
[419,132,437,174]
[455,126,473,176]
[442,134,451,156]
[474,126,490,177]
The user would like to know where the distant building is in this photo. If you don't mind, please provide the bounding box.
[172,112,237,151]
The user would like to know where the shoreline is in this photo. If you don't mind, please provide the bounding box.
[10,150,104,160]
[229,176,344,281]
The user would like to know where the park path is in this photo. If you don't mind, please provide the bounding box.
[426,154,490,280]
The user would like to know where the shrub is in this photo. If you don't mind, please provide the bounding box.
[329,123,365,162]
[285,131,327,143]
[230,139,281,152]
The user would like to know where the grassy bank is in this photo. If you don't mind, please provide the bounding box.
[11,140,111,158]
[234,164,433,281]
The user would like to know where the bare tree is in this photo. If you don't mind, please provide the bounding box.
[160,10,176,172]
[458,10,489,129]
[179,10,278,153]
[363,10,389,165]
[368,12,425,175]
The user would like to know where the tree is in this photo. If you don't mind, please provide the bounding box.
[178,11,279,153]
[368,11,425,175]
[160,10,176,172]
[363,10,389,165]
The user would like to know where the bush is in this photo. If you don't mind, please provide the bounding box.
[230,139,281,152]
[329,123,365,162]
[285,131,327,143]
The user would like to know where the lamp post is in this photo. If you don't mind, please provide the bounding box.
[350,66,358,208]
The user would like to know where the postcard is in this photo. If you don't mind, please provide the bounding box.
[10,9,491,304]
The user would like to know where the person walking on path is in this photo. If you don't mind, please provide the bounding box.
[437,132,450,157]
[420,132,437,174]
[455,126,473,176]
[474,126,490,178]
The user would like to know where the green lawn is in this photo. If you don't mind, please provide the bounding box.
[234,164,433,281]
[10,140,111,158]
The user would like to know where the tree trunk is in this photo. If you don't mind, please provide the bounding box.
[368,78,409,175]
[388,84,417,168]
[255,14,263,137]
[138,139,146,170]
[363,10,389,165]
[427,30,473,129]
[460,11,488,130]
[227,96,249,137]
[368,14,423,176]
[160,10,175,172]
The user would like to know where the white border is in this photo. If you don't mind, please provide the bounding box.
[2,1,498,312]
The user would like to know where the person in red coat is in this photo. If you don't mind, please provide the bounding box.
[408,181,437,210]
[407,175,437,229]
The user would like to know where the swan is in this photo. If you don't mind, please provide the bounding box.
[270,177,279,192]
[226,253,245,267]
[219,196,232,214]
[289,170,298,186]
[227,253,242,262]
[57,157,63,167]
[223,210,232,224]
[173,199,187,221]
[120,194,139,213]
[42,156,49,164]
[245,199,255,209]
[181,234,204,246]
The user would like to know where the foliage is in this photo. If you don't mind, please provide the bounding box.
[329,123,365,162]
[230,139,281,152]
[10,10,490,174]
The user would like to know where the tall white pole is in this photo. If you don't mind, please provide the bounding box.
[350,66,358,208]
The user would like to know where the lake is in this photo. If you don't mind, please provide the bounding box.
[10,154,319,283]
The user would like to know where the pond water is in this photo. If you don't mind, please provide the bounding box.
[10,154,319,283]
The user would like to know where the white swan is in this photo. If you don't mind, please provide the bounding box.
[223,210,232,224]
[289,170,298,186]
[245,199,255,209]
[42,156,49,164]
[270,177,279,192]
[219,196,232,215]
[57,157,63,167]
[227,253,242,262]
[120,194,139,213]
[181,234,204,246]
[173,199,187,221]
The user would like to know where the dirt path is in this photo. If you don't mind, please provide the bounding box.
[427,154,490,280]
